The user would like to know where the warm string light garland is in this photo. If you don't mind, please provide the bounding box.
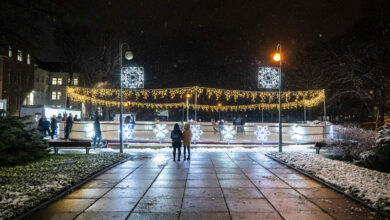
[66,87,325,112]
[69,86,323,103]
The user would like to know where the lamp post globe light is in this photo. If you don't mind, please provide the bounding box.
[273,43,282,152]
[119,42,133,154]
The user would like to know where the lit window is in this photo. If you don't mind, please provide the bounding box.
[52,78,57,85]
[57,78,62,85]
[8,46,12,57]
[73,78,78,86]
[57,105,61,108]
[17,50,23,61]
[52,91,57,100]
[51,91,61,100]
[27,54,31,64]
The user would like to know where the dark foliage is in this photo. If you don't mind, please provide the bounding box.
[0,112,49,166]
[362,125,390,172]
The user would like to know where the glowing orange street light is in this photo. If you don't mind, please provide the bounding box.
[273,52,281,62]
[218,103,222,107]
[186,94,191,99]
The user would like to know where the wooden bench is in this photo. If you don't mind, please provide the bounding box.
[48,140,92,154]
[309,142,329,154]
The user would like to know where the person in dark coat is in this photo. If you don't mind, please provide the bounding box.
[64,113,73,140]
[50,115,58,139]
[124,115,131,124]
[129,115,136,129]
[93,112,102,148]
[42,117,51,136]
[37,118,44,134]
[171,123,183,162]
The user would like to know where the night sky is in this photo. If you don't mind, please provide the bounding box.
[1,0,370,88]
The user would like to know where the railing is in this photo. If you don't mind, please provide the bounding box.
[59,121,331,144]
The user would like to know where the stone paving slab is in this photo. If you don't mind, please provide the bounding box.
[29,151,383,220]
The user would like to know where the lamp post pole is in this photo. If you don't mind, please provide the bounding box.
[119,42,131,153]
[186,97,189,122]
[276,43,283,152]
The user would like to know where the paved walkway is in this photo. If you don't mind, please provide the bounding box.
[31,152,382,220]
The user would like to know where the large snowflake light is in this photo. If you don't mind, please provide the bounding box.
[85,123,95,138]
[121,66,144,88]
[290,125,304,143]
[153,124,168,143]
[221,125,236,143]
[254,126,271,143]
[123,124,135,140]
[258,67,279,89]
[190,125,203,143]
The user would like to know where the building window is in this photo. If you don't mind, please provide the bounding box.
[73,78,78,86]
[8,46,12,57]
[52,78,63,85]
[17,50,23,61]
[51,91,61,100]
[27,54,31,64]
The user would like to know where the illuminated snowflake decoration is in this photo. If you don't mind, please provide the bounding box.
[329,125,334,139]
[190,125,203,143]
[221,125,236,143]
[258,67,279,89]
[123,124,135,140]
[121,66,144,88]
[254,126,271,142]
[85,123,95,138]
[290,125,304,143]
[153,124,168,142]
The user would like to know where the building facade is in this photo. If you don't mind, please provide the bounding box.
[0,29,34,115]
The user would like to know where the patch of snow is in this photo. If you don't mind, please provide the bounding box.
[268,152,390,212]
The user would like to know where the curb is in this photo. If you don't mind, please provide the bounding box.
[266,154,390,219]
[15,155,133,220]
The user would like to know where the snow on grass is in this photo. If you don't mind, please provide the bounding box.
[268,152,390,212]
[0,153,130,220]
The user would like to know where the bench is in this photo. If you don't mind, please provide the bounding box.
[48,140,92,154]
[309,142,329,154]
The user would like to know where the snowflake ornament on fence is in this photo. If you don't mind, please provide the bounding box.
[222,125,236,143]
[121,66,144,88]
[258,67,279,89]
[254,126,271,143]
[190,124,203,143]
[290,125,304,143]
[153,124,168,143]
[85,123,95,138]
[123,124,135,140]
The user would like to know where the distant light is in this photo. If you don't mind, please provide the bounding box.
[273,53,281,62]
[186,94,191,99]
[125,51,134,60]
[218,103,222,107]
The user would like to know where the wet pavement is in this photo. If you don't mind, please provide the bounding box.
[31,151,383,220]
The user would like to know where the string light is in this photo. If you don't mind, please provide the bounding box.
[66,87,325,112]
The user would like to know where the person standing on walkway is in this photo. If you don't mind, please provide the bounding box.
[42,117,51,136]
[171,123,183,162]
[64,113,73,140]
[93,111,102,148]
[50,115,58,139]
[182,123,193,160]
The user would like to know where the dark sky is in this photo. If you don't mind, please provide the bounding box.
[1,0,370,88]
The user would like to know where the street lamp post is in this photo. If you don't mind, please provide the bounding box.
[273,43,282,152]
[119,42,133,153]
[218,103,222,121]
[186,94,191,122]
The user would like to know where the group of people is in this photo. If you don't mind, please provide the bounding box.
[37,116,58,139]
[170,123,192,161]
